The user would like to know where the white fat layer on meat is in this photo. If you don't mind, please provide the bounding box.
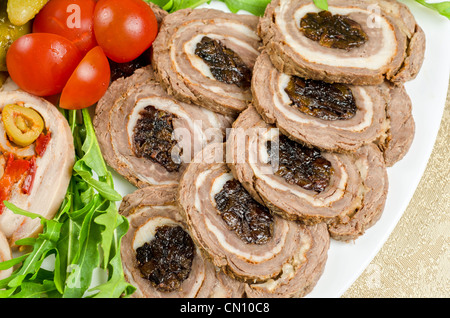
[131,212,206,297]
[276,2,397,70]
[194,169,288,263]
[204,216,288,263]
[248,129,348,206]
[123,97,208,185]
[184,33,260,81]
[209,172,234,206]
[276,74,374,132]
[132,214,180,250]
[170,21,258,100]
[250,232,311,291]
[194,170,288,263]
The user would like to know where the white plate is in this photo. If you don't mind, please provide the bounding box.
[112,0,450,298]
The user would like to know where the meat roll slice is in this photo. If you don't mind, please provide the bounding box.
[119,185,245,298]
[152,8,261,116]
[0,230,12,279]
[328,143,389,241]
[0,91,74,246]
[227,107,389,238]
[93,66,233,188]
[252,51,415,162]
[178,143,330,297]
[259,0,425,85]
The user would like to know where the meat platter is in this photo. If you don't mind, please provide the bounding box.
[0,0,448,298]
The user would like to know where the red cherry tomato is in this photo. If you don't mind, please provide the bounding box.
[33,0,98,55]
[93,0,158,63]
[60,46,111,109]
[6,33,82,96]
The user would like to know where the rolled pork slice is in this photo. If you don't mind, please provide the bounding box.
[0,91,74,247]
[227,106,389,237]
[376,82,415,167]
[152,8,261,116]
[119,185,245,298]
[0,230,12,279]
[328,143,389,241]
[252,51,389,153]
[258,0,425,85]
[93,66,233,188]
[178,142,330,297]
[227,106,364,225]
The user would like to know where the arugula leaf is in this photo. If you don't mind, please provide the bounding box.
[415,0,450,19]
[218,0,270,16]
[0,108,134,298]
[313,0,328,11]
[147,0,450,19]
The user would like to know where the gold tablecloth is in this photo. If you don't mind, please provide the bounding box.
[342,81,450,298]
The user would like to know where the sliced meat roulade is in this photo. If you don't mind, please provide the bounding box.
[178,143,330,297]
[258,0,425,85]
[252,51,415,163]
[328,143,389,241]
[93,66,233,188]
[227,106,389,238]
[0,230,12,279]
[119,184,245,298]
[0,91,74,246]
[376,83,415,167]
[152,8,261,116]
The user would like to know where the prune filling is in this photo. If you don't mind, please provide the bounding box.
[133,105,181,172]
[135,225,195,293]
[109,49,151,82]
[195,36,251,88]
[300,11,368,50]
[214,179,273,245]
[267,135,333,192]
[285,76,357,121]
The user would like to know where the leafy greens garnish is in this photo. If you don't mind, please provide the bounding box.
[146,0,450,19]
[414,0,450,19]
[0,108,135,298]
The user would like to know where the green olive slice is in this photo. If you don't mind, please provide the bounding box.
[1,103,44,147]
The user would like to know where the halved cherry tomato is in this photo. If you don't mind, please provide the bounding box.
[93,0,158,63]
[59,46,111,109]
[33,0,98,55]
[6,33,82,96]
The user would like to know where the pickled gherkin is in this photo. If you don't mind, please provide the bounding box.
[7,0,49,26]
[0,1,31,72]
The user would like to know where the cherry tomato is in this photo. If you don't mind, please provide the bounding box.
[6,33,82,96]
[33,0,98,55]
[93,0,158,63]
[60,46,111,109]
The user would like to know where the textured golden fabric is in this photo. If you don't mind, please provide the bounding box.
[342,81,450,298]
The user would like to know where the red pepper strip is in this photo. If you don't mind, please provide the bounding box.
[22,156,37,195]
[35,132,51,157]
[0,153,31,215]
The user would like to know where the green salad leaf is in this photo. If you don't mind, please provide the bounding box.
[147,0,450,19]
[414,0,450,19]
[0,108,135,298]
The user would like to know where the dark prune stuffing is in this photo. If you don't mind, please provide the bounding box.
[195,36,251,88]
[300,11,368,50]
[267,135,333,192]
[109,49,151,82]
[214,179,273,245]
[285,76,357,121]
[133,105,181,172]
[135,225,195,293]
